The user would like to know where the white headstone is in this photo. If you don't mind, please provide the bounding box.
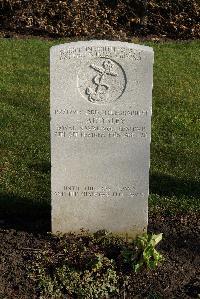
[50,40,153,238]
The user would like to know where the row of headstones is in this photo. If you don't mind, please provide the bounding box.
[51,40,154,238]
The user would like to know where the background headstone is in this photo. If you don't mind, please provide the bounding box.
[51,40,154,238]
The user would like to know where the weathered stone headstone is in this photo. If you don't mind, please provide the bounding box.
[51,40,153,238]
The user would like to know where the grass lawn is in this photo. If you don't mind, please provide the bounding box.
[0,38,200,225]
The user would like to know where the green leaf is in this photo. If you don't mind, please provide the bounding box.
[151,233,163,246]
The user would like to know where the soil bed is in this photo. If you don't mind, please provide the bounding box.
[0,212,199,298]
[1,29,197,43]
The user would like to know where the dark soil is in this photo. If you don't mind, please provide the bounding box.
[0,212,199,299]
[1,0,200,40]
[0,28,179,43]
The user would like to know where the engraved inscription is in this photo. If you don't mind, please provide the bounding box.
[54,124,147,139]
[60,46,142,60]
[53,185,145,201]
[53,108,149,139]
[78,58,126,104]
[54,109,148,117]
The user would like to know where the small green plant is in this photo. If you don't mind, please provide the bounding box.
[122,233,164,272]
[30,249,119,299]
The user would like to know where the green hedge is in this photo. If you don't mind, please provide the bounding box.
[0,0,199,39]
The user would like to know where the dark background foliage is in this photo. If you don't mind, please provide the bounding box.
[0,0,199,39]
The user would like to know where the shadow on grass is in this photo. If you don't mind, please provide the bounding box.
[28,161,51,174]
[150,172,200,198]
[0,192,51,233]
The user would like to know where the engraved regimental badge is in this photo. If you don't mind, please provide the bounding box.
[78,58,126,104]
